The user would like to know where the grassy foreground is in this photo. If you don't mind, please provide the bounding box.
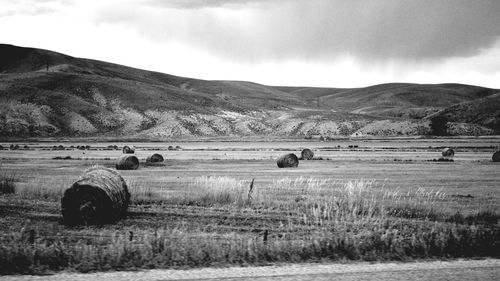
[0,171,499,275]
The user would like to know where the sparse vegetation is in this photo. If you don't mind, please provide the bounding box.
[0,140,499,275]
[1,175,499,274]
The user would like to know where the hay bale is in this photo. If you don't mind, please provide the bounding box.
[61,166,130,225]
[277,153,299,168]
[301,148,314,160]
[122,145,136,154]
[493,151,500,162]
[146,153,164,163]
[116,155,139,170]
[442,148,455,157]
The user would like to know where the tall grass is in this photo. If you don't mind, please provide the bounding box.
[191,176,247,206]
[14,178,68,201]
[1,175,499,274]
[0,166,18,194]
[1,220,498,274]
[131,176,248,206]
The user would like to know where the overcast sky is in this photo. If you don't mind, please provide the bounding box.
[1,0,500,88]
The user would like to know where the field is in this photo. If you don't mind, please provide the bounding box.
[0,137,499,274]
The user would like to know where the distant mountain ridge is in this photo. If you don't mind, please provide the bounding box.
[0,44,498,139]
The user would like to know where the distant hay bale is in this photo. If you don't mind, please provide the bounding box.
[61,166,130,225]
[277,153,299,168]
[115,155,139,170]
[167,145,174,151]
[442,148,455,157]
[301,148,314,160]
[122,145,136,154]
[493,151,500,162]
[146,153,164,163]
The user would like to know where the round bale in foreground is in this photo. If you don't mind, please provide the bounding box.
[61,166,130,225]
[277,153,299,168]
[122,145,136,154]
[146,153,164,163]
[301,148,314,160]
[442,148,455,157]
[116,154,139,170]
[493,151,500,162]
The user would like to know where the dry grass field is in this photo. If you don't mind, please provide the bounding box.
[0,137,499,274]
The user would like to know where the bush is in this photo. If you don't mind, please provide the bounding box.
[0,168,17,194]
[52,156,72,160]
[430,116,449,136]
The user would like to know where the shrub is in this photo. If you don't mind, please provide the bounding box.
[430,116,448,136]
[0,167,17,194]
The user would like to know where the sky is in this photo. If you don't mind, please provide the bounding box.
[1,0,500,88]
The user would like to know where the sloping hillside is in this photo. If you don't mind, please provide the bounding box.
[276,83,498,118]
[0,44,498,138]
[429,93,500,134]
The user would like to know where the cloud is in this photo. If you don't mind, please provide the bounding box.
[0,0,73,17]
[94,0,500,63]
[1,0,500,88]
[142,0,272,9]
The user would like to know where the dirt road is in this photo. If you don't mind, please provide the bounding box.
[3,259,499,281]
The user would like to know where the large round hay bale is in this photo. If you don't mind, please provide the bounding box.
[442,148,455,157]
[301,148,314,160]
[122,145,136,154]
[277,153,299,168]
[61,166,130,225]
[116,155,139,170]
[493,151,500,162]
[146,153,164,163]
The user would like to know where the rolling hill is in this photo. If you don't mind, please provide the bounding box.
[1,44,498,139]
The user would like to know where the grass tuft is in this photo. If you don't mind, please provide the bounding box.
[0,166,18,194]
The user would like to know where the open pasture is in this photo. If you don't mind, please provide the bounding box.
[0,138,499,274]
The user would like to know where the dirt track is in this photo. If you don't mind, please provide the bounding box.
[4,259,499,281]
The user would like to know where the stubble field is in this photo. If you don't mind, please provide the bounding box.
[0,137,499,274]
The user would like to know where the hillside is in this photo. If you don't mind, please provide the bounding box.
[429,93,500,134]
[276,83,498,118]
[0,44,498,139]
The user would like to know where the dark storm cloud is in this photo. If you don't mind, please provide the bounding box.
[99,0,500,62]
